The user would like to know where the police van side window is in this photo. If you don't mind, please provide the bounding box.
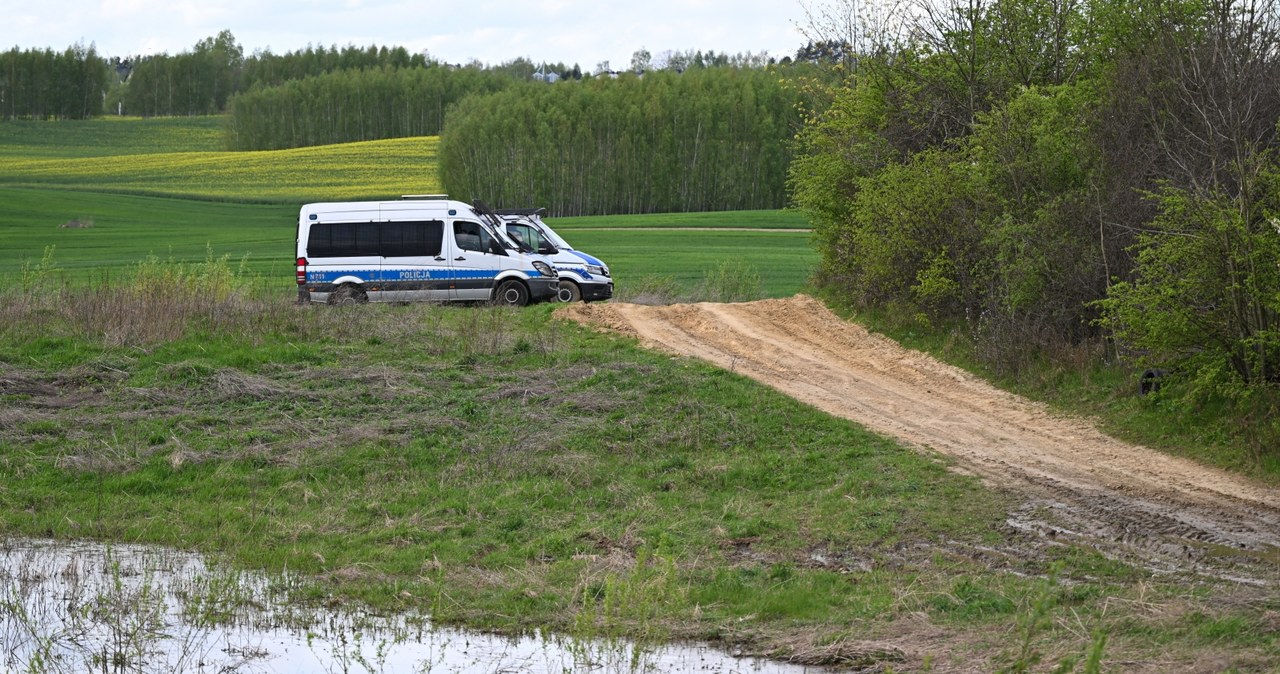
[308,221,443,258]
[354,223,379,256]
[307,223,352,258]
[453,221,492,254]
[382,221,444,257]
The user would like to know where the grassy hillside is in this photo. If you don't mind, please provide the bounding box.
[2,117,1272,671]
[0,136,443,203]
[1,187,296,276]
[2,279,1274,670]
[1,186,816,297]
[550,209,812,230]
[566,228,815,297]
[0,116,226,158]
[0,117,815,298]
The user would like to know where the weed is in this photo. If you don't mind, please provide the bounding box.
[699,259,763,303]
[614,274,688,305]
[997,567,1112,674]
[19,245,59,297]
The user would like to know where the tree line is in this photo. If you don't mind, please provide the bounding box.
[437,67,804,216]
[2,31,806,215]
[0,32,477,120]
[225,66,513,150]
[0,43,110,119]
[790,0,1280,452]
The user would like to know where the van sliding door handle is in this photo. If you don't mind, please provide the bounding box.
[455,256,466,261]
[434,256,446,261]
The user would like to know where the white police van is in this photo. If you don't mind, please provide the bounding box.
[295,196,559,306]
[495,208,613,302]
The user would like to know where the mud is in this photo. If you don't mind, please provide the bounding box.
[559,295,1280,584]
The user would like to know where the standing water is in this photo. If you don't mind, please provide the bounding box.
[1,538,835,673]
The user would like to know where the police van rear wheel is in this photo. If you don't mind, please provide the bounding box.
[328,285,367,306]
[493,280,530,307]
[556,280,582,303]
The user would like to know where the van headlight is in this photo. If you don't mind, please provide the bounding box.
[586,264,608,277]
[533,261,557,277]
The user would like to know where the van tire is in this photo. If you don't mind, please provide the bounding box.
[556,280,582,303]
[493,280,530,307]
[328,284,367,306]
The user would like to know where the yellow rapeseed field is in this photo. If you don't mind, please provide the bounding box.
[0,136,442,202]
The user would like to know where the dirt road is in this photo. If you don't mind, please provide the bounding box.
[559,295,1280,584]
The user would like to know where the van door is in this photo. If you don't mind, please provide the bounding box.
[379,219,449,301]
[449,220,506,300]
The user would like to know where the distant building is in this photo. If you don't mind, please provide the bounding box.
[533,66,560,83]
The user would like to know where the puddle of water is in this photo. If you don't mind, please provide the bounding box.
[1,538,832,673]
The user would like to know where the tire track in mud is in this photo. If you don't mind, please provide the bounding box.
[559,295,1280,584]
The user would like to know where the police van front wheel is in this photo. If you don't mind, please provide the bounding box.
[493,280,530,307]
[555,280,582,303]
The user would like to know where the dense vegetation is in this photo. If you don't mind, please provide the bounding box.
[0,43,110,119]
[225,66,511,150]
[790,0,1280,458]
[3,31,805,214]
[439,68,802,215]
[0,32,443,121]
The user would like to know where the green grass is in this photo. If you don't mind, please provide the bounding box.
[0,118,815,295]
[1,187,817,297]
[565,228,815,298]
[0,116,227,158]
[0,187,296,277]
[549,209,812,230]
[1,277,1274,669]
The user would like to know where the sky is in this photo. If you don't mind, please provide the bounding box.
[1,0,811,69]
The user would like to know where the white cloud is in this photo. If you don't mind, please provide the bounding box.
[99,0,149,18]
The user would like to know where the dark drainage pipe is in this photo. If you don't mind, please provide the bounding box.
[1139,368,1167,396]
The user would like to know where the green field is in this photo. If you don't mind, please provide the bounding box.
[550,208,812,230]
[1,185,816,297]
[0,119,817,297]
[2,117,1274,672]
[0,116,226,158]
[565,228,815,297]
[2,187,296,275]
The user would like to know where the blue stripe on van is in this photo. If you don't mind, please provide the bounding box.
[566,250,605,267]
[306,268,547,283]
[556,266,592,281]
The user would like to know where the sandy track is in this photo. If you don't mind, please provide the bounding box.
[559,295,1280,583]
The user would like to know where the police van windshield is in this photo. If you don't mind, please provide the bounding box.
[533,219,573,250]
[505,222,558,255]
